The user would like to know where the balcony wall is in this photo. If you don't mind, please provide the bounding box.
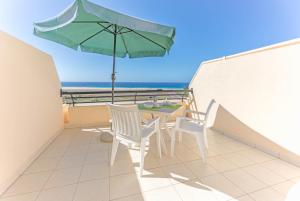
[64,103,186,128]
[64,105,111,128]
[190,38,300,166]
[0,32,64,194]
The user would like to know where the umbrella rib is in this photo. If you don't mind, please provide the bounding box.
[79,24,113,45]
[120,33,129,54]
[117,27,126,34]
[126,28,166,50]
[97,23,115,34]
[119,30,132,34]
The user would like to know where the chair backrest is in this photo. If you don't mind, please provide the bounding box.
[107,104,141,142]
[185,89,201,120]
[188,91,199,113]
[204,99,217,127]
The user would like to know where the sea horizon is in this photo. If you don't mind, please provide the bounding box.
[61,81,189,89]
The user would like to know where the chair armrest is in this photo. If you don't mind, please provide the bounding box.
[176,116,205,124]
[184,109,206,122]
[185,109,206,116]
[144,117,160,128]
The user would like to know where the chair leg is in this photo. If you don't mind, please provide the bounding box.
[156,129,162,158]
[204,128,208,150]
[110,137,120,166]
[159,132,167,155]
[140,139,146,177]
[178,131,182,143]
[195,134,206,163]
[171,129,176,157]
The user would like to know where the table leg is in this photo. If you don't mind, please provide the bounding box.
[160,115,172,154]
[150,114,168,155]
[160,131,167,154]
[161,115,171,136]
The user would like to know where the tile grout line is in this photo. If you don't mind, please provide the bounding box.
[0,137,70,199]
[220,170,292,197]
[108,142,111,201]
[243,174,300,198]
[178,151,297,199]
[70,133,96,201]
[33,134,74,201]
[30,131,92,200]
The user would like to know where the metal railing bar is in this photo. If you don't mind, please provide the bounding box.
[62,93,186,99]
[61,88,191,105]
[61,89,191,95]
[65,97,186,104]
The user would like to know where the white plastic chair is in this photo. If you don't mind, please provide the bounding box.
[107,104,161,176]
[171,99,216,162]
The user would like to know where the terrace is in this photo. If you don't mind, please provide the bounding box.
[1,126,300,201]
[1,30,300,201]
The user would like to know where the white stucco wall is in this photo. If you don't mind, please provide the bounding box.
[0,32,64,194]
[190,38,300,162]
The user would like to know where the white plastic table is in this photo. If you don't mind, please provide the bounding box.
[138,103,184,154]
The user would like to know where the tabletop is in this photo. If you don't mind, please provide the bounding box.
[138,102,183,116]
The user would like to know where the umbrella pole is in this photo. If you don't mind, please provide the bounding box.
[111,25,117,104]
[100,26,117,143]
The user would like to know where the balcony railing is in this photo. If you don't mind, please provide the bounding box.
[61,89,192,106]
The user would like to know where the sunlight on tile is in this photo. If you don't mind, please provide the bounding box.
[143,186,182,201]
[249,188,285,201]
[284,181,300,201]
[174,179,218,201]
[229,195,255,201]
[272,180,297,197]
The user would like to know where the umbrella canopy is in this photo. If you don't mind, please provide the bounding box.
[34,0,176,103]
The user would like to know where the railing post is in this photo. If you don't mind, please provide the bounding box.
[190,88,200,119]
[70,94,75,106]
[134,91,137,104]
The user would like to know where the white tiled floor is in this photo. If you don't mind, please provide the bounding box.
[1,127,300,201]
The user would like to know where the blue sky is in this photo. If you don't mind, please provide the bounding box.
[1,0,300,83]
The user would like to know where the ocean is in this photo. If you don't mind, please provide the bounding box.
[62,82,189,89]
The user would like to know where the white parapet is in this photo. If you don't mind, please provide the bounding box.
[190,38,300,166]
[0,31,64,194]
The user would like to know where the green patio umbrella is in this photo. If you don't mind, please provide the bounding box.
[33,0,175,103]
